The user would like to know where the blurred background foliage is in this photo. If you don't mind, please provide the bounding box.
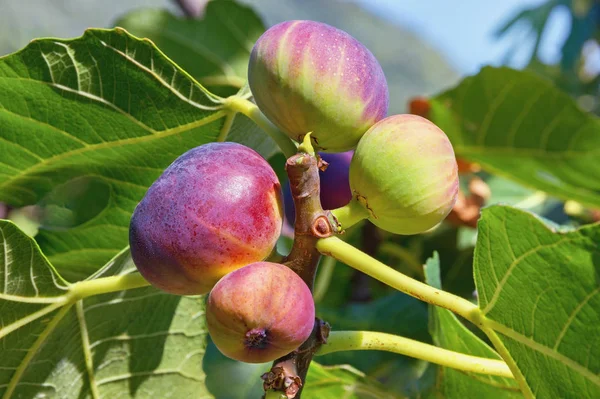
[1,0,599,397]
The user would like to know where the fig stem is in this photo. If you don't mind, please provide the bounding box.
[264,391,287,399]
[223,96,297,158]
[315,236,480,325]
[297,132,315,155]
[217,111,236,142]
[330,198,369,231]
[68,272,150,301]
[317,331,514,379]
[263,151,336,398]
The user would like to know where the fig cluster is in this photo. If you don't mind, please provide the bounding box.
[129,142,315,363]
[129,18,460,368]
[249,20,459,235]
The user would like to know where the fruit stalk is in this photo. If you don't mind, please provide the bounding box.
[262,148,337,398]
[316,236,481,325]
[224,96,298,158]
[317,331,514,379]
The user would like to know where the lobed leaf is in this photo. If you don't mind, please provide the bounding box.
[475,205,600,398]
[429,67,600,208]
[424,252,522,398]
[0,220,210,398]
[115,1,265,96]
[0,28,228,278]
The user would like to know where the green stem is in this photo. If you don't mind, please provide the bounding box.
[69,272,150,301]
[313,256,337,303]
[316,236,480,325]
[330,198,369,231]
[224,96,297,158]
[378,242,424,278]
[264,391,287,399]
[479,324,536,398]
[217,111,236,142]
[317,331,514,379]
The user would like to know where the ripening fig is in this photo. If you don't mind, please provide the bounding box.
[248,20,389,152]
[129,142,283,295]
[349,114,459,235]
[206,262,315,363]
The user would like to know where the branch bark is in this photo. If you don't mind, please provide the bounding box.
[261,151,337,398]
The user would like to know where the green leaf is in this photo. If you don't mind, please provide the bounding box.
[423,252,522,398]
[317,293,430,396]
[0,220,210,398]
[304,364,400,399]
[0,28,229,278]
[114,1,265,97]
[429,67,600,208]
[475,205,600,398]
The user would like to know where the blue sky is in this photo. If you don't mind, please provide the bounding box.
[355,0,570,75]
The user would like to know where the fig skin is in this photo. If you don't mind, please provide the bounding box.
[206,262,315,364]
[349,114,459,235]
[284,151,353,224]
[129,142,283,295]
[248,20,389,152]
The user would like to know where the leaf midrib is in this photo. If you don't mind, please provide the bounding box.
[485,318,600,387]
[0,109,226,192]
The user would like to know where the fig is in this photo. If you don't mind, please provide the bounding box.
[248,20,389,152]
[129,142,283,295]
[349,114,459,234]
[206,262,315,363]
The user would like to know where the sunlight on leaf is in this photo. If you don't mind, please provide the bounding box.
[0,220,210,399]
[429,67,600,208]
[475,206,600,398]
[0,28,228,278]
[424,252,522,398]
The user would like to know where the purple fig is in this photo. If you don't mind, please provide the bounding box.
[129,142,283,295]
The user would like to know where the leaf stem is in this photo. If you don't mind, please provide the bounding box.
[315,236,480,325]
[378,242,424,278]
[69,272,150,300]
[317,331,514,379]
[217,111,236,142]
[330,199,369,231]
[479,325,536,398]
[223,96,297,158]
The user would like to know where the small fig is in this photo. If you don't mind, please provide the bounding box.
[206,262,315,363]
[248,20,389,152]
[349,114,459,235]
[129,142,283,295]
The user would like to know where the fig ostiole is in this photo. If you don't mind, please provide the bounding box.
[347,114,459,235]
[206,262,315,364]
[129,142,283,295]
[248,20,389,152]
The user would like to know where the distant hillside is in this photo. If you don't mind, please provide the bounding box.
[239,0,460,113]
